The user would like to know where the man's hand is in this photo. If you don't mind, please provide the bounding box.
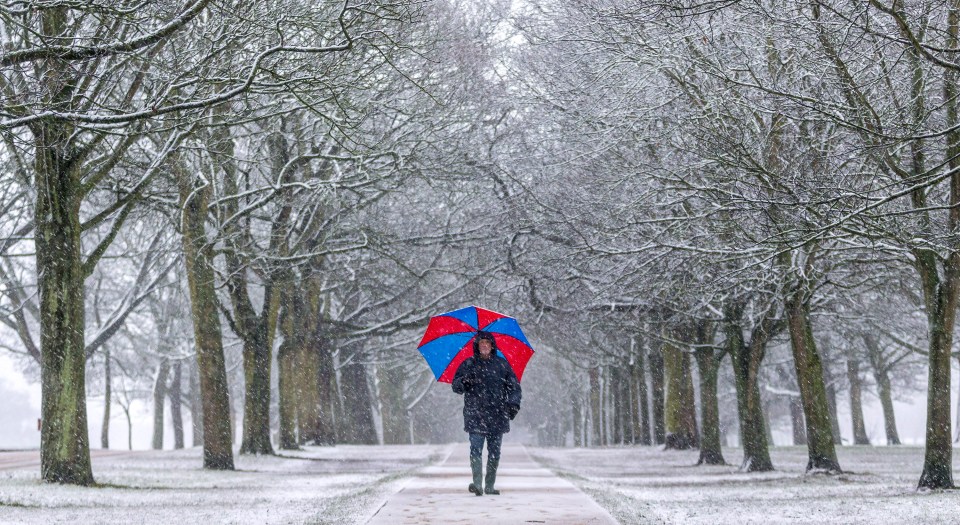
[508,404,520,420]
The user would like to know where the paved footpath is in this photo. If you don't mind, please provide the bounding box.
[367,443,617,525]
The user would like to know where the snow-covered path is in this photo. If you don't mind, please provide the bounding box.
[366,443,617,524]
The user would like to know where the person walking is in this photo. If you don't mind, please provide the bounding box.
[452,330,522,496]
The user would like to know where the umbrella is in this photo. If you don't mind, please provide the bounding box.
[417,305,535,383]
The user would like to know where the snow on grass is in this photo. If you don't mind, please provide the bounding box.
[0,444,449,524]
[528,445,958,524]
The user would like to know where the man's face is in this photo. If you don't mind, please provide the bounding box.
[478,338,493,358]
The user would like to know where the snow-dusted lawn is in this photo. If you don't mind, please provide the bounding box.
[529,445,958,524]
[0,444,449,524]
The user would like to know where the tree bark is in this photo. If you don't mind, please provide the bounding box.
[152,359,171,450]
[917,3,960,490]
[650,349,666,445]
[178,165,234,470]
[36,118,94,486]
[786,296,842,473]
[663,338,698,450]
[338,358,378,445]
[169,362,185,449]
[572,392,583,447]
[633,347,651,445]
[589,367,602,446]
[726,306,774,472]
[789,394,807,446]
[611,366,624,444]
[823,361,843,446]
[277,337,300,449]
[695,345,725,465]
[863,333,900,445]
[846,359,870,445]
[378,364,408,445]
[101,345,111,450]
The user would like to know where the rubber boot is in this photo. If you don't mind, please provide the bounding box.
[484,456,500,495]
[468,456,484,496]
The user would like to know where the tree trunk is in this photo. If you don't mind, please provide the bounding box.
[277,332,300,450]
[169,362,185,450]
[917,4,960,489]
[378,364,408,445]
[846,359,870,445]
[589,367,602,446]
[823,362,843,446]
[695,347,725,465]
[786,296,842,473]
[572,393,583,447]
[101,346,111,450]
[663,340,698,450]
[863,334,900,445]
[611,367,624,445]
[36,118,94,485]
[650,350,666,445]
[179,167,234,470]
[239,330,275,455]
[634,349,651,445]
[338,359,378,445]
[790,395,807,446]
[726,312,774,472]
[152,359,171,450]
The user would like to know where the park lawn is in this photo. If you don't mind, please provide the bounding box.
[529,444,959,524]
[0,444,450,524]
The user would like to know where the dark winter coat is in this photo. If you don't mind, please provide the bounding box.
[452,354,522,436]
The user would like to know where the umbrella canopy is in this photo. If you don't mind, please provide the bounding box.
[417,305,535,383]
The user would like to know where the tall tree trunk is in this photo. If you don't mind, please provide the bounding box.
[36,124,94,485]
[917,3,960,490]
[179,167,234,470]
[277,296,300,450]
[315,337,337,445]
[572,392,583,447]
[277,338,300,450]
[663,339,698,450]
[152,359,171,450]
[726,308,774,472]
[338,359,378,444]
[634,348,651,445]
[32,5,95,486]
[650,350,666,445]
[611,367,624,445]
[589,367,602,446]
[823,362,843,445]
[695,346,725,465]
[786,295,842,473]
[846,359,870,445]
[378,364,408,445]
[863,334,900,445]
[101,345,111,450]
[239,329,275,455]
[789,395,807,446]
[169,362,185,450]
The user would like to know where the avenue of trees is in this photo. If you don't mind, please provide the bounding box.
[1,0,959,492]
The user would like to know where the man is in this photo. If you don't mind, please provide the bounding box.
[452,331,522,496]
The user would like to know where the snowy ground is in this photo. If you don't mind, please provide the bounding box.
[0,444,448,524]
[2,444,958,524]
[528,445,959,524]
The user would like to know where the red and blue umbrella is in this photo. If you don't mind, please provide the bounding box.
[417,305,535,383]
